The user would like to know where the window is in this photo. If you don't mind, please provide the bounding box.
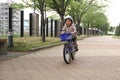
[5,8,8,10]
[5,17,8,19]
[5,12,8,15]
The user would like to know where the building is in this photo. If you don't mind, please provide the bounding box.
[0,3,9,36]
[0,3,20,36]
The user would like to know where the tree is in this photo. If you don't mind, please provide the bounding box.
[67,0,102,27]
[39,0,45,42]
[82,10,109,34]
[11,0,46,42]
[11,0,71,39]
[46,0,71,30]
[109,27,114,32]
[115,24,120,36]
[66,0,108,35]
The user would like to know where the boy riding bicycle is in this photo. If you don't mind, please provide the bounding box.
[61,16,78,51]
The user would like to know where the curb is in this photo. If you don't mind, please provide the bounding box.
[0,43,63,61]
[29,43,63,52]
[0,53,27,61]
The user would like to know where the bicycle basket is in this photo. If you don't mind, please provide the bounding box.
[60,33,73,41]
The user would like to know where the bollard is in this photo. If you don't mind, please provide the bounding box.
[51,19,53,37]
[54,20,57,37]
[32,13,39,36]
[8,7,13,47]
[29,13,39,37]
[8,29,13,47]
[29,13,33,36]
[46,18,48,37]
[20,11,24,37]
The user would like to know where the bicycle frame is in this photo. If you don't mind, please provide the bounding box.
[66,41,73,53]
[60,33,76,64]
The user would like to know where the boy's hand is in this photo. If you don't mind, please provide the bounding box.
[71,32,74,34]
[61,31,65,34]
[61,30,66,34]
[71,32,77,36]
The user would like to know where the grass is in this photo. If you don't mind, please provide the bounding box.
[113,36,120,39]
[1,35,87,52]
[8,37,61,52]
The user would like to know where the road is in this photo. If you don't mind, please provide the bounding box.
[0,36,120,80]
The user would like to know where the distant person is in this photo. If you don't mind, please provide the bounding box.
[61,16,78,51]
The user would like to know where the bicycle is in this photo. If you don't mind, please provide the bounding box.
[60,33,77,64]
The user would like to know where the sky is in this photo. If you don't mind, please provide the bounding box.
[0,0,120,27]
[105,0,120,27]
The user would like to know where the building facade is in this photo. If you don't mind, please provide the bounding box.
[0,3,20,36]
[0,3,9,36]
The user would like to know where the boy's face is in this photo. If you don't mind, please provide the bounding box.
[65,19,72,27]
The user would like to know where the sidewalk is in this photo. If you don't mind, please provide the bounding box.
[0,43,62,61]
[0,52,28,61]
[0,35,86,61]
[1,36,120,80]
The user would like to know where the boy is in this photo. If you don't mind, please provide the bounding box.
[61,16,78,51]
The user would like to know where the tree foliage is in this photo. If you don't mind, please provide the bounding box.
[10,0,110,35]
[46,0,71,28]
[67,0,105,26]
[66,0,109,34]
[10,3,25,9]
[115,24,120,36]
[109,26,115,32]
[82,10,109,34]
[11,0,71,28]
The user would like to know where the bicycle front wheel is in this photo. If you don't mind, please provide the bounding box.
[63,43,71,64]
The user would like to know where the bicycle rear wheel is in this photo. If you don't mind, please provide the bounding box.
[63,43,71,64]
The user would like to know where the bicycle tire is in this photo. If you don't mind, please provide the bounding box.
[63,43,71,64]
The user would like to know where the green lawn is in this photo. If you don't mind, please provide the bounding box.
[1,35,87,52]
[113,36,120,39]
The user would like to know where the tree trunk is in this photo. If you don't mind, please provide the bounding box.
[76,16,81,35]
[39,0,45,42]
[87,22,90,36]
[60,15,64,32]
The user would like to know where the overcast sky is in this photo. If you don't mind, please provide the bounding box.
[105,0,120,26]
[0,0,120,26]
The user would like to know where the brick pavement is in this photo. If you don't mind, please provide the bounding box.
[0,36,120,80]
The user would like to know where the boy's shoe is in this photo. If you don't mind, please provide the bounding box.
[74,47,79,51]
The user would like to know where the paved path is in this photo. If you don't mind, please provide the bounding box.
[0,36,120,80]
